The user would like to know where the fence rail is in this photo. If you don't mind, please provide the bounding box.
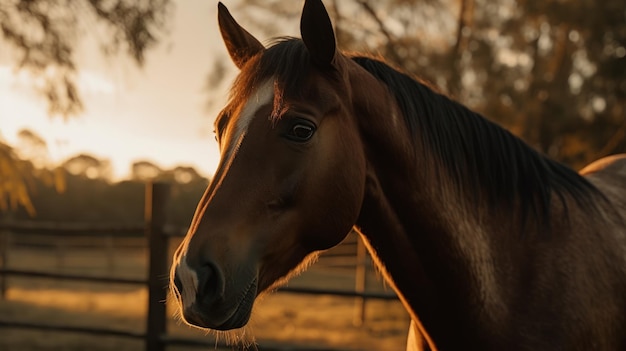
[0,182,398,351]
[0,221,145,235]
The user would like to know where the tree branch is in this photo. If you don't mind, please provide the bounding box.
[353,0,403,64]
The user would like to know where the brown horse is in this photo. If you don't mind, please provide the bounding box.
[170,1,626,350]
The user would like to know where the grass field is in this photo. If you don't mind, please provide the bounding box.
[0,234,409,351]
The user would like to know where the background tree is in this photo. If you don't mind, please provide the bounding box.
[63,153,112,181]
[131,160,162,182]
[5,153,208,227]
[0,0,172,214]
[15,129,48,168]
[461,0,626,167]
[0,142,35,216]
[0,129,64,216]
[0,0,172,116]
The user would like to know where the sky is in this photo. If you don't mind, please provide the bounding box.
[0,1,268,180]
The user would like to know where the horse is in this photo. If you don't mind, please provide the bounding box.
[170,0,626,350]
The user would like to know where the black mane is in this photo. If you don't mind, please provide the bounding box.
[240,38,600,225]
[352,56,600,224]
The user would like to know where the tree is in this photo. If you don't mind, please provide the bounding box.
[0,0,173,116]
[0,129,65,217]
[0,142,35,216]
[460,0,626,167]
[171,165,202,184]
[15,129,49,167]
[131,160,162,181]
[63,153,112,180]
[0,0,172,214]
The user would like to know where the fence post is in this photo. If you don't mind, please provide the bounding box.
[145,182,171,351]
[0,231,8,299]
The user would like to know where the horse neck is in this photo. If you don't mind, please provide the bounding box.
[348,64,522,347]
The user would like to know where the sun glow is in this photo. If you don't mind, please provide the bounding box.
[0,1,227,181]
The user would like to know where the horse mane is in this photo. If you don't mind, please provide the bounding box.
[235,37,600,226]
[351,56,601,225]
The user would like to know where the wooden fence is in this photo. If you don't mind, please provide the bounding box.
[0,182,397,351]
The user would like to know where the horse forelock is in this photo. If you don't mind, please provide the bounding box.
[230,38,341,123]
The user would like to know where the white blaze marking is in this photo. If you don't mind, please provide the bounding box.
[225,79,275,160]
[174,80,274,309]
[176,254,199,309]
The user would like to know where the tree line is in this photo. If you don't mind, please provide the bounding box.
[1,134,208,227]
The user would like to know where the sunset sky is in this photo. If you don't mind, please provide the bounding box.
[0,1,290,180]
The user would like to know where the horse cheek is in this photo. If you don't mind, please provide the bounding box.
[301,121,365,250]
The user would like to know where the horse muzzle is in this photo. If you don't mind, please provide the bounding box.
[171,257,258,330]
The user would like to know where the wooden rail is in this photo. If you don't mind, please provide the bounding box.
[0,182,169,351]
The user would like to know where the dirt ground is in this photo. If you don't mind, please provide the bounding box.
[0,236,409,351]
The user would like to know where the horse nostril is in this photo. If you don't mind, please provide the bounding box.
[197,262,224,303]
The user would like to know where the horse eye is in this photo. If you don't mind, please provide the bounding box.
[286,123,315,142]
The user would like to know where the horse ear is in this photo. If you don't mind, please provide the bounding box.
[218,2,264,69]
[300,0,336,67]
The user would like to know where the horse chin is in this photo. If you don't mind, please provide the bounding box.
[213,277,258,331]
[183,277,258,331]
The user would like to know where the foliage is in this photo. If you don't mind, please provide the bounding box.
[0,0,173,117]
[3,153,209,226]
[465,0,626,167]
[0,142,35,216]
[63,153,113,180]
[0,129,66,217]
